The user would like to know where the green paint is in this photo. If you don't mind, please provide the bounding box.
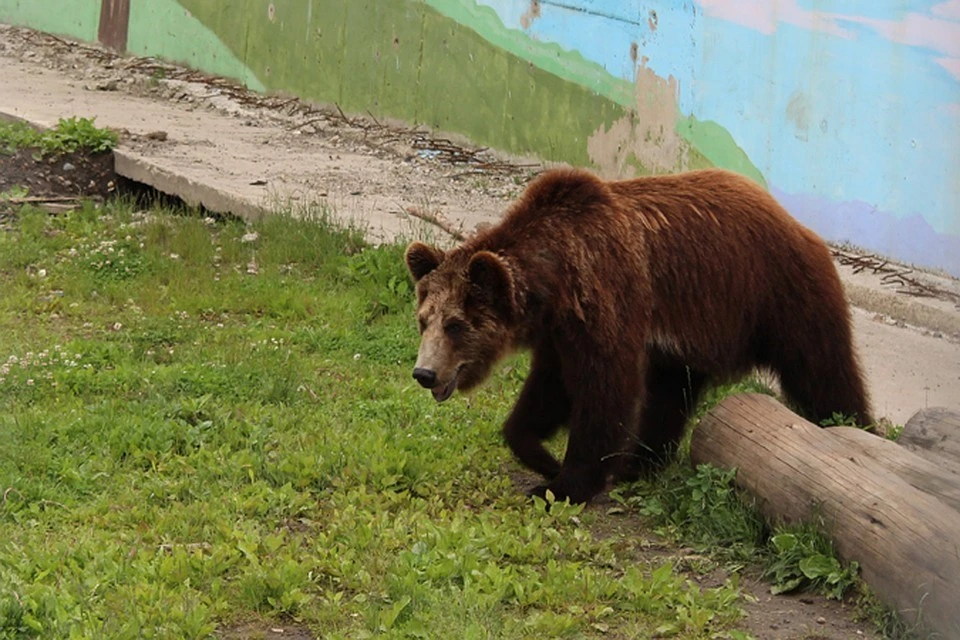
[178,0,625,167]
[423,0,634,108]
[677,117,767,188]
[426,1,764,184]
[0,0,100,42]
[127,0,265,92]
[1,0,762,182]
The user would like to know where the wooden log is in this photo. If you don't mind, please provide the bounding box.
[690,393,960,638]
[829,428,960,513]
[899,407,960,476]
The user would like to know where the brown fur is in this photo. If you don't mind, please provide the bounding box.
[405,168,872,504]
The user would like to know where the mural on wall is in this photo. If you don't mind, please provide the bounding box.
[1,0,957,276]
[459,0,960,275]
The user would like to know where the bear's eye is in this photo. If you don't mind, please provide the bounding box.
[443,320,468,338]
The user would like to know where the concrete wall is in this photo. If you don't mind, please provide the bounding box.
[2,1,958,277]
[0,0,100,42]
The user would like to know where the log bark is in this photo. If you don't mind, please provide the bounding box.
[690,393,960,638]
[899,407,960,477]
[829,427,960,513]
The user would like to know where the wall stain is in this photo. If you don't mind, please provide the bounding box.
[98,0,130,51]
[520,0,540,29]
[785,90,811,141]
[587,59,689,178]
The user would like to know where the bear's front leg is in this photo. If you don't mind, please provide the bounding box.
[502,343,571,480]
[531,356,642,504]
[530,418,622,504]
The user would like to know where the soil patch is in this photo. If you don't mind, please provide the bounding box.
[216,621,316,640]
[0,145,117,210]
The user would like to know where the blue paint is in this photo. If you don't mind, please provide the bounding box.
[774,188,960,276]
[471,0,960,276]
[693,16,960,236]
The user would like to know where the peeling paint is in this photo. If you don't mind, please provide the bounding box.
[519,0,539,28]
[785,90,811,142]
[587,62,688,178]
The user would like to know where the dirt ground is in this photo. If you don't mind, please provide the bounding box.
[1,23,956,639]
[0,146,115,200]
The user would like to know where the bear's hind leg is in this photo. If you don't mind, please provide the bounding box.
[768,307,872,428]
[503,343,571,480]
[617,364,707,483]
[776,345,872,428]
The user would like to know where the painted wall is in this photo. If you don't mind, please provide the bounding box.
[0,0,101,42]
[2,1,958,276]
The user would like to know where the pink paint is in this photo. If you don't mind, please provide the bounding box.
[936,57,960,81]
[696,0,850,37]
[940,102,960,118]
[844,13,960,58]
[932,0,960,21]
[697,0,960,63]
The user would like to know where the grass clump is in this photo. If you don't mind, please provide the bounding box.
[0,199,751,639]
[616,378,864,603]
[621,458,862,602]
[0,116,118,157]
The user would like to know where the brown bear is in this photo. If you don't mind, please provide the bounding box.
[405,167,872,504]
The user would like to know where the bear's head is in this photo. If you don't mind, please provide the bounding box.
[405,241,519,402]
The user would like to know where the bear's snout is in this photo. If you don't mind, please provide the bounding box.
[412,367,437,389]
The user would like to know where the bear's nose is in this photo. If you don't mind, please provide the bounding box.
[412,367,437,389]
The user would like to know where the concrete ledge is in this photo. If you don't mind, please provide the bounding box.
[843,281,960,338]
[114,150,266,222]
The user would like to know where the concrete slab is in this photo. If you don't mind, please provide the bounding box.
[0,51,516,244]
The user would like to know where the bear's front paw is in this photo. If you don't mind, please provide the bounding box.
[527,474,603,505]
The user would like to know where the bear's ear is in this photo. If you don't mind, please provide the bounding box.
[467,250,515,319]
[405,242,444,281]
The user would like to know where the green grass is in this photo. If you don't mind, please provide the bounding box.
[616,384,863,597]
[614,380,912,636]
[0,200,757,639]
[0,117,118,157]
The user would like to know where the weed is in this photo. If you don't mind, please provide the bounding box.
[1,185,29,200]
[0,116,117,157]
[0,120,39,154]
[819,411,904,441]
[763,525,859,600]
[39,116,118,155]
[617,378,864,604]
[819,411,862,427]
[149,67,167,87]
[856,589,919,640]
[883,422,904,441]
[621,464,766,562]
[342,244,413,321]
